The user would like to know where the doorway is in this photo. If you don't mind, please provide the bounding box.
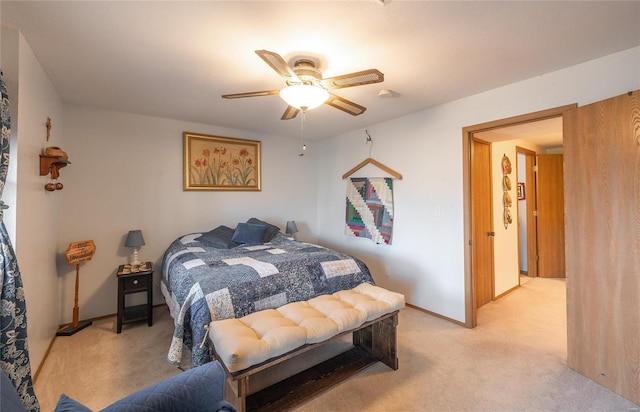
[462,104,576,328]
[516,148,537,277]
[462,92,639,403]
[535,153,566,278]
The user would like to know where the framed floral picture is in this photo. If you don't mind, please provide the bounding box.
[183,132,261,191]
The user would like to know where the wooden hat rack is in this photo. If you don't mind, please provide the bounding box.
[38,118,71,191]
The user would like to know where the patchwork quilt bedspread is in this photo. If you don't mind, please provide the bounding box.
[161,232,374,367]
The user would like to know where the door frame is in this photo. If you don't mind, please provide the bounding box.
[515,147,538,278]
[462,104,576,328]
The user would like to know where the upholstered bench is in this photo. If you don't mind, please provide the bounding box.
[208,283,405,411]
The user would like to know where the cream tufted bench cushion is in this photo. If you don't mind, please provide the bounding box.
[208,283,405,372]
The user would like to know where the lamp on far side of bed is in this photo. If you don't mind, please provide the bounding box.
[285,221,298,239]
[125,230,145,266]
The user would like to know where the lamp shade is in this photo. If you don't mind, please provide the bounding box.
[285,221,299,235]
[279,85,329,110]
[125,230,145,248]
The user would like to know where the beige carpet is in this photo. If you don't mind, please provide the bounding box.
[34,277,638,411]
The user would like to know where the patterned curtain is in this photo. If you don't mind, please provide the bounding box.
[0,71,40,411]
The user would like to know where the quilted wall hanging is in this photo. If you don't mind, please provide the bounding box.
[342,131,402,246]
[345,177,395,245]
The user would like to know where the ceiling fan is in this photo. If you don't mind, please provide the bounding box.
[222,50,384,120]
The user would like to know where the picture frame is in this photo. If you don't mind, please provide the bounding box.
[183,132,261,191]
[517,182,525,200]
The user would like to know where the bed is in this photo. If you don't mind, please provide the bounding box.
[161,219,375,367]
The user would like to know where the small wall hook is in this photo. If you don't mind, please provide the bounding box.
[46,117,52,141]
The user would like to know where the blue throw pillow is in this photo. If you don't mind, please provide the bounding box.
[197,226,239,249]
[246,218,281,242]
[232,223,266,245]
[54,394,92,412]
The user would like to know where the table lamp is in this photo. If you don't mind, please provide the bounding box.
[285,221,298,239]
[125,230,145,265]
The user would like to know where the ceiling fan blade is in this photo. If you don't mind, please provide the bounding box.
[255,50,300,82]
[281,106,300,120]
[322,69,384,89]
[221,90,280,99]
[325,93,367,116]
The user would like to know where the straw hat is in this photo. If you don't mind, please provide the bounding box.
[44,146,70,163]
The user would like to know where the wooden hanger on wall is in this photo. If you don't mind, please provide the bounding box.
[342,157,403,180]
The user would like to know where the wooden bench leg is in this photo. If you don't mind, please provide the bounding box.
[353,312,399,370]
[224,374,248,412]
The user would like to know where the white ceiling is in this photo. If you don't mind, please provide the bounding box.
[2,1,639,140]
[474,117,564,149]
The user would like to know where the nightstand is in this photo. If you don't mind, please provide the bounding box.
[116,263,153,333]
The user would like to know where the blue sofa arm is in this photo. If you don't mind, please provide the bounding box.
[55,361,236,412]
[1,369,27,412]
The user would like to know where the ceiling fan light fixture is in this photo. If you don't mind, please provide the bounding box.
[279,84,329,110]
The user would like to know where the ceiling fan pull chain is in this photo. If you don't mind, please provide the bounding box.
[299,109,307,156]
[366,129,374,157]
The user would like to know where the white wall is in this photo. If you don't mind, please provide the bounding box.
[316,46,640,323]
[59,106,317,321]
[491,139,544,297]
[491,141,519,297]
[1,28,65,373]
